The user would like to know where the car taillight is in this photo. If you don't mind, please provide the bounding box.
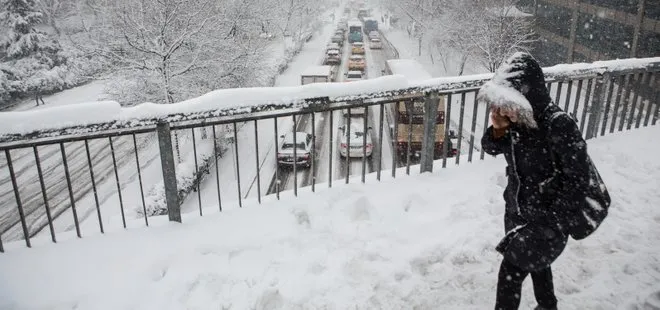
[341,143,347,148]
[366,143,373,149]
[277,153,285,158]
[302,153,310,159]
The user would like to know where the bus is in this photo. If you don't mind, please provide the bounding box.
[384,59,452,160]
[348,20,363,43]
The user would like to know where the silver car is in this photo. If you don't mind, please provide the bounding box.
[277,132,313,168]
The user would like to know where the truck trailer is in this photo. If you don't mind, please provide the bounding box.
[300,65,335,85]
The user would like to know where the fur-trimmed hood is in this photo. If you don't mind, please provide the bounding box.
[477,52,552,129]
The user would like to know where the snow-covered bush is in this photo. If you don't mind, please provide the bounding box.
[138,127,224,217]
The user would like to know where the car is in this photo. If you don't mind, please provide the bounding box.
[277,132,313,168]
[368,31,379,40]
[331,34,344,46]
[348,54,366,71]
[339,120,373,158]
[447,130,459,157]
[325,49,341,65]
[351,42,365,54]
[326,42,341,52]
[335,29,345,37]
[369,38,382,49]
[345,70,363,82]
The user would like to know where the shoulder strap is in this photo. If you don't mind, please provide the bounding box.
[545,110,566,173]
[546,111,565,133]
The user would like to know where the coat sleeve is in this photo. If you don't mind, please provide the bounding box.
[481,126,509,156]
[547,114,590,211]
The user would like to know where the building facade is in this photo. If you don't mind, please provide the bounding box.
[518,0,659,66]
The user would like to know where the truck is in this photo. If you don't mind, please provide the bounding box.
[300,65,335,85]
[363,18,378,34]
[384,59,455,159]
[348,20,363,43]
[357,8,370,21]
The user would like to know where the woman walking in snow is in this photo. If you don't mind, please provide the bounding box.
[479,52,591,310]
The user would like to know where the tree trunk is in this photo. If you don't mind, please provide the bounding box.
[458,54,468,76]
[161,59,181,163]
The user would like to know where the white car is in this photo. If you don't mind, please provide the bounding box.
[369,38,382,49]
[277,132,313,168]
[339,120,373,158]
[345,70,363,81]
[326,42,341,52]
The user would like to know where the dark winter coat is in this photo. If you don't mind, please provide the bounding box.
[481,53,591,272]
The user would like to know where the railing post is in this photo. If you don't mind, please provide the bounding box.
[420,91,439,173]
[157,122,181,223]
[585,73,609,139]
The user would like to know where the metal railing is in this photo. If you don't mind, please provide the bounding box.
[0,57,658,252]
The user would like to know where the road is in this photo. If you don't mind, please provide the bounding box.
[262,32,397,198]
[0,132,159,241]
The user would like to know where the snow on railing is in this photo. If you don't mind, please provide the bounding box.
[0,57,658,144]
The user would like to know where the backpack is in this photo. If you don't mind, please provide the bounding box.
[545,109,611,240]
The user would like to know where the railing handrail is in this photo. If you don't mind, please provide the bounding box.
[1,57,658,146]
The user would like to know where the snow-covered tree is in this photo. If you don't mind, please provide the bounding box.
[0,0,69,105]
[380,0,535,74]
[462,0,536,72]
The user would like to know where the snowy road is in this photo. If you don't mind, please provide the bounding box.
[0,133,159,241]
[262,31,399,198]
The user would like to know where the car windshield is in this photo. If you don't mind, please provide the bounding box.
[345,129,364,138]
[347,73,361,78]
[282,142,306,150]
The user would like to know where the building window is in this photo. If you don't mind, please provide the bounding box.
[536,1,573,39]
[583,0,639,15]
[573,52,591,63]
[517,0,536,14]
[645,0,660,21]
[576,12,634,59]
[533,37,568,66]
[636,30,660,58]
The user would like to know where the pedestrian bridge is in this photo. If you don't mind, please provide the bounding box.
[0,57,658,252]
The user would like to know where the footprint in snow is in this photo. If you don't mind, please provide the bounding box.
[255,289,285,310]
[291,208,311,228]
[350,196,372,221]
[645,290,660,310]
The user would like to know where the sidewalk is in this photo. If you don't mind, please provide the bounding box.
[381,28,487,77]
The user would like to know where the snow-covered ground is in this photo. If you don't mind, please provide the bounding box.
[381,29,486,77]
[2,79,112,112]
[1,125,658,310]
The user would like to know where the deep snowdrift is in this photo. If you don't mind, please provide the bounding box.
[0,125,659,310]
